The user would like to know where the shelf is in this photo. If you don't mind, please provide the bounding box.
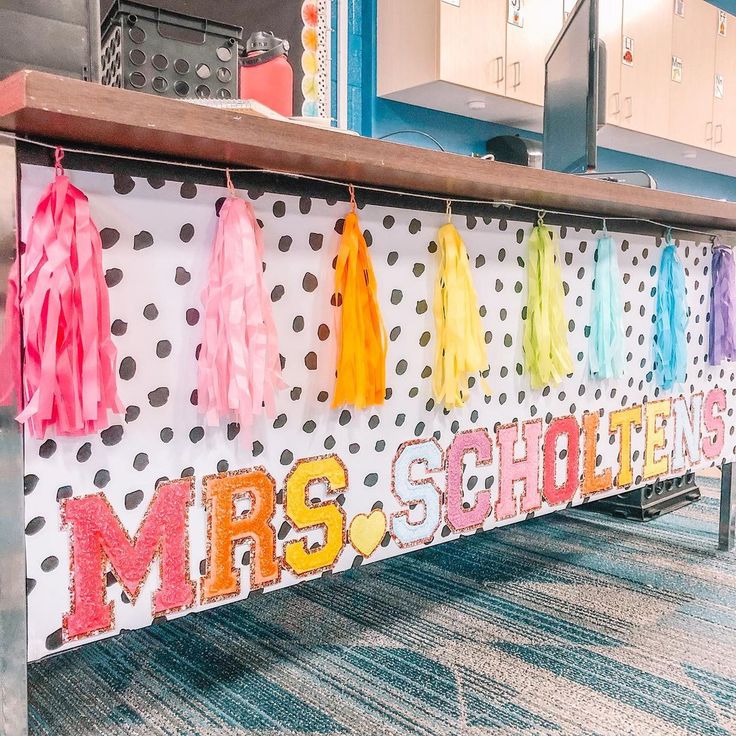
[1,70,736,230]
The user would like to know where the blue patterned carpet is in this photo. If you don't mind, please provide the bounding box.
[28,478,736,735]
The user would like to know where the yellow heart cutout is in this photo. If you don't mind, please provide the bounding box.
[349,510,387,558]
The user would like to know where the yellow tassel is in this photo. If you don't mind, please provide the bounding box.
[523,224,573,388]
[432,222,490,408]
[333,211,387,409]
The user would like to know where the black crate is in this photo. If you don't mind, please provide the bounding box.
[583,471,701,521]
[101,0,242,100]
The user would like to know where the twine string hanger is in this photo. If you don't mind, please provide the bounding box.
[1,131,725,245]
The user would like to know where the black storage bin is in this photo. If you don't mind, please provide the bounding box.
[101,0,242,100]
[0,0,101,82]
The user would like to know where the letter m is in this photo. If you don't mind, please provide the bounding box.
[62,478,195,641]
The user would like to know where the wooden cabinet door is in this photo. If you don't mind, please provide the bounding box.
[713,12,736,156]
[600,0,624,126]
[619,0,673,137]
[669,0,717,148]
[439,0,507,95]
[505,0,565,105]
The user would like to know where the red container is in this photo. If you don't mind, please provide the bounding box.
[239,31,293,117]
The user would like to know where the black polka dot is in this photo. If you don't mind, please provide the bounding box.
[309,233,323,250]
[293,316,305,332]
[100,228,120,249]
[391,289,403,305]
[305,352,318,370]
[387,252,398,266]
[280,449,293,465]
[111,319,128,336]
[156,340,172,358]
[125,490,144,510]
[39,439,56,459]
[300,196,312,214]
[105,268,123,288]
[94,469,111,488]
[133,452,149,471]
[143,304,159,320]
[174,267,191,285]
[113,173,135,195]
[119,356,136,380]
[189,426,205,443]
[148,387,169,407]
[45,629,63,651]
[125,405,140,423]
[133,231,154,250]
[278,235,292,252]
[273,200,286,217]
[383,215,395,229]
[271,285,285,302]
[186,308,200,326]
[303,273,318,292]
[409,218,421,234]
[101,425,124,446]
[180,224,195,242]
[24,474,39,495]
[180,181,197,199]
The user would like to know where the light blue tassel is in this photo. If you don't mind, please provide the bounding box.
[589,234,624,379]
[655,241,688,389]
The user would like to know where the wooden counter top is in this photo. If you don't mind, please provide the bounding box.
[1,70,735,231]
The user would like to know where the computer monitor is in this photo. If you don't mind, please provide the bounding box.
[543,0,601,173]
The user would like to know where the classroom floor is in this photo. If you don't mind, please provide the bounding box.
[28,475,735,736]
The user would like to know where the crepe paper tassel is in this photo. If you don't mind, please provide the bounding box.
[332,186,387,409]
[0,147,122,438]
[522,221,573,389]
[197,172,284,435]
[709,242,736,365]
[655,237,688,389]
[432,212,490,409]
[589,231,624,379]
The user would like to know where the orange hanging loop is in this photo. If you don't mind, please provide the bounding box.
[54,146,65,176]
[225,168,236,194]
[348,183,357,212]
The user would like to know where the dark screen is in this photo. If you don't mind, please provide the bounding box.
[543,0,598,173]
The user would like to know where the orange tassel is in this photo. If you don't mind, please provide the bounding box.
[332,202,387,409]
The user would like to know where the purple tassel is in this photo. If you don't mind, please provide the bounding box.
[710,242,736,365]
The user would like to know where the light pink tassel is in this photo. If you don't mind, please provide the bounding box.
[197,178,284,435]
[0,148,122,438]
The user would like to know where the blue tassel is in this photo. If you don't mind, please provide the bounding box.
[589,234,624,379]
[655,242,688,389]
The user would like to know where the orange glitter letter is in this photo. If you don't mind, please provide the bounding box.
[582,411,613,495]
[609,405,643,487]
[201,469,280,603]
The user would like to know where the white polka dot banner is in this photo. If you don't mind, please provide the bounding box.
[18,163,736,661]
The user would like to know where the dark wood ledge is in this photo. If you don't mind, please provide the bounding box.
[1,70,735,231]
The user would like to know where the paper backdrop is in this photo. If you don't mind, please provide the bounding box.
[20,163,735,661]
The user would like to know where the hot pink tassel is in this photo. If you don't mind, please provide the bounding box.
[0,148,122,438]
[197,179,284,435]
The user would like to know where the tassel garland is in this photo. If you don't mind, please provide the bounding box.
[432,221,489,408]
[197,184,283,433]
[523,223,573,389]
[332,199,387,409]
[0,149,122,438]
[589,234,624,379]
[655,241,688,389]
[709,242,736,365]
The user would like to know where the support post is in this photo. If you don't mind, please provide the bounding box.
[720,461,736,552]
[0,139,28,736]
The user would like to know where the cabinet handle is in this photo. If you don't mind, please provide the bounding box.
[611,92,620,116]
[512,61,521,89]
[706,121,714,142]
[715,124,723,145]
[624,96,633,119]
[495,56,504,84]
